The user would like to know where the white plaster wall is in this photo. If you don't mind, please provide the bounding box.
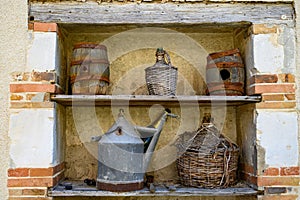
[256,110,298,167]
[278,26,296,74]
[252,34,285,74]
[246,26,296,75]
[9,109,57,168]
[27,32,59,71]
[295,0,300,170]
[0,0,28,199]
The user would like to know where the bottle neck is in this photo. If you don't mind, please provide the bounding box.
[156,54,167,64]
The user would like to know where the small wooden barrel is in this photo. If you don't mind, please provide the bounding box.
[70,43,110,94]
[206,49,245,96]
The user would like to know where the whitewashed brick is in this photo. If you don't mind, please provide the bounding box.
[9,109,56,168]
[256,110,298,167]
[27,32,60,72]
[253,34,284,74]
[246,34,284,74]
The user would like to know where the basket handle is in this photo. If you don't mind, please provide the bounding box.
[164,50,171,66]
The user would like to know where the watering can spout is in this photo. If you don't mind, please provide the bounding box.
[135,108,179,170]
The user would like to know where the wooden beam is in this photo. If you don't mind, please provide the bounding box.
[29,2,294,25]
[50,94,261,107]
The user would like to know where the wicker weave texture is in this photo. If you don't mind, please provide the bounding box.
[145,65,177,96]
[176,124,239,188]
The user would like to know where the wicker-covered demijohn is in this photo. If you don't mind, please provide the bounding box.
[145,48,178,96]
[176,114,239,188]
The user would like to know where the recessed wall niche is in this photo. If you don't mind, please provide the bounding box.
[56,23,253,185]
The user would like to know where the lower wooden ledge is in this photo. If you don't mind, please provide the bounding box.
[49,181,257,197]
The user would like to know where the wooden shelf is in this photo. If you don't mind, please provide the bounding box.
[49,181,257,197]
[51,95,261,107]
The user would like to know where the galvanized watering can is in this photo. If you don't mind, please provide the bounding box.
[91,108,178,192]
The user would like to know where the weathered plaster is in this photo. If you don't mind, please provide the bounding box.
[294,0,300,172]
[9,109,58,168]
[278,26,296,74]
[0,0,28,199]
[236,104,257,172]
[27,31,59,71]
[256,110,298,169]
[246,25,296,75]
[253,34,285,74]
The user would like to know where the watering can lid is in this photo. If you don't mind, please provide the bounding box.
[99,110,144,144]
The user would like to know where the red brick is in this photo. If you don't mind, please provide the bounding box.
[257,176,300,186]
[29,168,53,177]
[247,84,295,95]
[26,92,50,101]
[8,168,29,177]
[285,94,295,100]
[278,74,295,83]
[33,22,57,32]
[8,189,22,196]
[248,74,278,84]
[25,92,51,102]
[10,84,59,93]
[263,168,279,176]
[28,22,34,30]
[251,24,278,35]
[280,167,300,176]
[240,172,257,185]
[256,102,296,109]
[11,72,31,82]
[53,171,65,186]
[53,162,65,174]
[10,94,24,101]
[262,94,285,101]
[258,195,298,200]
[10,102,55,109]
[27,163,64,177]
[240,163,255,174]
[7,177,54,187]
[26,93,35,101]
[31,71,56,82]
[22,188,46,196]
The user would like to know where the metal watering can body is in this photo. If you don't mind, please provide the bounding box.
[91,109,178,192]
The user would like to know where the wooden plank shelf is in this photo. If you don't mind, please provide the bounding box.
[49,181,258,197]
[51,95,261,107]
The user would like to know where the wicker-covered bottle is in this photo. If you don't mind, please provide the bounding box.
[145,48,178,96]
[176,114,239,188]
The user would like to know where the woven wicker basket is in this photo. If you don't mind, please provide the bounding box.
[145,48,178,96]
[176,117,239,188]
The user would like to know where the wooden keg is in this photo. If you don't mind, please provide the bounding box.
[70,43,110,94]
[206,49,245,96]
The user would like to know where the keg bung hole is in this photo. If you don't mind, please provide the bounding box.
[220,69,230,81]
[82,65,88,72]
